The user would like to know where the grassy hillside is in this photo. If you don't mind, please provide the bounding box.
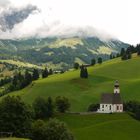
[4,54,140,112]
[0,60,42,69]
[0,138,29,140]
[1,55,140,140]
[57,113,140,140]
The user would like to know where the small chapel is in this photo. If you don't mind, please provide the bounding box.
[97,80,123,113]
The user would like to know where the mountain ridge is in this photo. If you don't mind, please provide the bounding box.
[0,36,129,69]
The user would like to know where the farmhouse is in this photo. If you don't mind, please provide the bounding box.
[97,80,123,113]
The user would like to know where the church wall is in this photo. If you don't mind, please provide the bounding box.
[97,104,123,113]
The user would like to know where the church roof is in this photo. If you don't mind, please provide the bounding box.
[100,93,122,104]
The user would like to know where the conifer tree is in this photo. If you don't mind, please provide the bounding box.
[121,48,125,56]
[110,54,113,59]
[80,65,85,78]
[74,62,79,69]
[84,67,88,78]
[98,57,102,64]
[32,69,39,80]
[42,68,49,78]
[49,69,53,75]
[91,58,96,65]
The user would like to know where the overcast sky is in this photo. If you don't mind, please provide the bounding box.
[0,0,140,44]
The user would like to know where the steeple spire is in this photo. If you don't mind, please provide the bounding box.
[114,80,120,94]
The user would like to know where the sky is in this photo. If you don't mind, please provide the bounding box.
[0,0,140,45]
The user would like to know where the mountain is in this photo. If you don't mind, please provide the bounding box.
[0,37,129,69]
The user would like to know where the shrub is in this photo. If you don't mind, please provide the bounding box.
[33,97,54,119]
[88,103,100,112]
[0,96,33,137]
[55,96,70,113]
[31,119,74,140]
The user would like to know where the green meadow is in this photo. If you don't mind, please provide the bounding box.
[6,54,140,112]
[0,138,29,140]
[57,113,140,140]
[1,54,140,140]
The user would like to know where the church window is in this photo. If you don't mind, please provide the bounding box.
[117,105,119,110]
[110,105,111,110]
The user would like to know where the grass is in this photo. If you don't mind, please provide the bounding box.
[56,113,140,140]
[0,138,29,140]
[1,55,140,140]
[6,55,140,112]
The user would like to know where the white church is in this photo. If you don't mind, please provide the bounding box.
[97,80,123,113]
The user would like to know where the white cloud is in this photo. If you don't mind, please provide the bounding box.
[0,0,140,44]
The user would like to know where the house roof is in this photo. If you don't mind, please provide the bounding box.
[100,93,122,104]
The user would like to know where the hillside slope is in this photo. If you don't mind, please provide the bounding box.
[4,54,140,112]
[57,113,140,140]
[0,37,129,69]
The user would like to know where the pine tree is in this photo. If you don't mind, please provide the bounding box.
[91,58,96,65]
[98,57,102,64]
[32,69,39,80]
[74,62,79,69]
[137,46,140,56]
[24,70,32,86]
[84,67,88,78]
[80,65,88,78]
[46,97,54,118]
[110,54,113,59]
[80,65,85,78]
[121,53,127,60]
[42,68,49,78]
[121,48,125,56]
[116,53,120,57]
[128,53,132,59]
[49,69,53,75]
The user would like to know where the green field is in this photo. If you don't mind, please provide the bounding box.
[1,55,140,140]
[6,54,140,112]
[0,138,29,140]
[56,113,140,140]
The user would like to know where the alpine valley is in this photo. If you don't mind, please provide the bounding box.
[0,37,129,69]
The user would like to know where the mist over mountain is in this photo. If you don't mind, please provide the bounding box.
[0,5,39,32]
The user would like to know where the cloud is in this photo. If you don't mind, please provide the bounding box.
[0,4,39,31]
[0,0,10,8]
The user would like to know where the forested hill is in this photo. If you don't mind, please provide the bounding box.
[0,37,129,69]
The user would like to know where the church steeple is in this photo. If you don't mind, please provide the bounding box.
[114,80,120,94]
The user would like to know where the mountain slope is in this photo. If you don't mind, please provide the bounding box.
[0,37,129,69]
[3,54,140,112]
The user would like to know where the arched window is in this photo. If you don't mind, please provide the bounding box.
[110,105,111,110]
[117,105,119,110]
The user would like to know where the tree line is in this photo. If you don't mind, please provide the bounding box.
[74,44,140,74]
[0,68,53,97]
[0,96,73,140]
[113,44,140,61]
[74,57,103,70]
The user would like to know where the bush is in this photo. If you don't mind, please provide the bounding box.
[55,96,70,113]
[124,101,140,120]
[45,119,74,140]
[88,103,99,112]
[33,97,54,119]
[0,96,33,137]
[32,119,74,140]
[73,62,79,69]
[31,120,47,140]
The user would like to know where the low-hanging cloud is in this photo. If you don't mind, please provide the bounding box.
[0,4,39,31]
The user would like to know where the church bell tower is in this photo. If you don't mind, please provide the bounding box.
[114,80,120,94]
